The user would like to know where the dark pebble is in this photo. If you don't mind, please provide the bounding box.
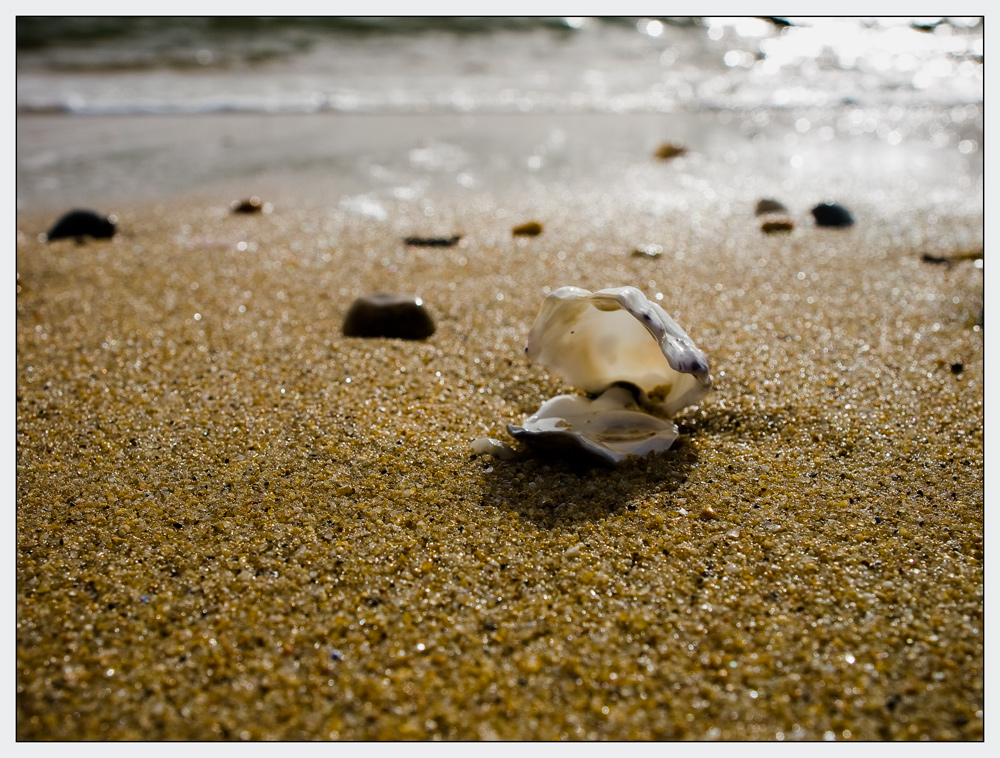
[46,209,116,242]
[921,249,983,267]
[755,198,788,215]
[404,235,462,247]
[342,293,436,340]
[950,362,964,374]
[512,221,543,236]
[811,202,854,228]
[231,197,264,213]
[921,253,951,266]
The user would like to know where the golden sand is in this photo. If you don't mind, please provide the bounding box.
[16,196,983,740]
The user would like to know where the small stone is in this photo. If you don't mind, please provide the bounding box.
[761,219,795,234]
[811,202,855,228]
[404,235,462,247]
[512,221,543,236]
[46,210,116,242]
[231,197,265,214]
[921,248,983,267]
[755,198,788,216]
[470,438,517,460]
[950,362,964,375]
[654,142,687,160]
[921,253,952,266]
[699,506,719,521]
[342,293,436,340]
[631,244,663,258]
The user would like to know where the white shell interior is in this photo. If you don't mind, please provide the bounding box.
[525,286,712,414]
[507,386,679,465]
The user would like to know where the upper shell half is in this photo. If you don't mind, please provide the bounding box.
[525,286,712,414]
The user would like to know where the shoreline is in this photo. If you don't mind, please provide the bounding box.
[16,109,984,219]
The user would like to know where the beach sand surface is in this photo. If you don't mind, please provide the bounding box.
[16,112,984,740]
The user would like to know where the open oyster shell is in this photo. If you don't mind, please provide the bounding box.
[507,386,679,465]
[506,286,711,465]
[525,286,711,414]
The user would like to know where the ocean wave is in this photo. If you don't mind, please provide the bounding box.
[16,17,983,118]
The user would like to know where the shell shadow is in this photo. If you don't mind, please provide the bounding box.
[479,438,698,528]
[677,396,836,447]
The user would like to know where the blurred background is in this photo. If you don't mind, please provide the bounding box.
[16,16,984,217]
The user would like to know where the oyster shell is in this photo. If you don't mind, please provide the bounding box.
[525,286,711,414]
[506,286,711,465]
[507,386,679,465]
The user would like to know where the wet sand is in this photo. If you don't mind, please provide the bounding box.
[15,115,984,740]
